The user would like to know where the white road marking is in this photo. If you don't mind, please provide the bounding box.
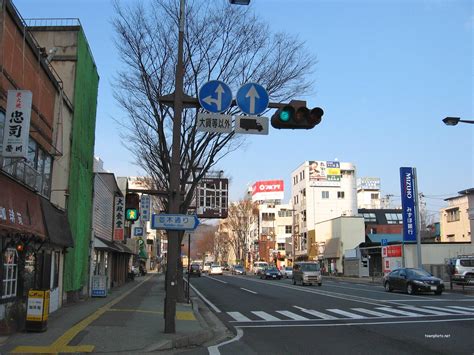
[400,306,454,316]
[447,306,474,312]
[276,310,309,320]
[252,311,280,321]
[351,308,396,318]
[293,306,337,320]
[423,306,472,314]
[227,312,252,322]
[204,275,228,284]
[188,282,221,313]
[235,317,474,329]
[327,309,366,319]
[208,328,244,355]
[240,287,257,294]
[375,307,421,317]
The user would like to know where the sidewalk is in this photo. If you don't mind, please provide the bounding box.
[324,275,474,294]
[0,272,219,353]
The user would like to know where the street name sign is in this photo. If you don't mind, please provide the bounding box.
[235,116,269,135]
[196,113,233,133]
[236,83,269,115]
[198,80,232,113]
[151,214,200,231]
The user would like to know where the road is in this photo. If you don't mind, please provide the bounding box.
[189,273,474,355]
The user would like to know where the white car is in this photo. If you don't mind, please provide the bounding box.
[281,266,293,278]
[209,264,223,275]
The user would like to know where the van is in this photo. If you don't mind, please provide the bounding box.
[447,255,474,284]
[253,261,269,275]
[292,262,322,286]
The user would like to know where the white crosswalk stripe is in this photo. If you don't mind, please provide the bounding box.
[375,307,423,317]
[296,308,337,320]
[252,311,280,321]
[423,306,472,314]
[276,310,309,320]
[401,306,454,316]
[351,308,396,318]
[446,306,474,312]
[326,309,366,319]
[227,312,251,322]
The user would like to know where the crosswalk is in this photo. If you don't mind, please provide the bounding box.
[225,305,474,323]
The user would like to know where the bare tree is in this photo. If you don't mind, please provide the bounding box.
[112,0,317,294]
[214,231,231,264]
[224,199,258,266]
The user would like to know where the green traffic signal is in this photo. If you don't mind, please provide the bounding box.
[271,100,324,129]
[126,208,139,221]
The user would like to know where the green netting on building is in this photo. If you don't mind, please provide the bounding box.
[64,28,99,293]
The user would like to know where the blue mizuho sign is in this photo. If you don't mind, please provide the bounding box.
[399,167,417,242]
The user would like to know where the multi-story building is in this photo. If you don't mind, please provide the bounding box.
[357,177,381,209]
[440,188,473,242]
[291,160,358,260]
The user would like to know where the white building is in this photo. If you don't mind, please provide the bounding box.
[291,161,358,259]
[357,177,381,209]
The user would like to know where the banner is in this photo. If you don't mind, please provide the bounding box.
[400,167,417,242]
[251,180,284,201]
[2,90,32,158]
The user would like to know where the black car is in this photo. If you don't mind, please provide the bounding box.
[260,267,282,280]
[189,263,201,277]
[383,268,444,295]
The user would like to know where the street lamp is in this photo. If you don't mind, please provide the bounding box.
[443,117,474,126]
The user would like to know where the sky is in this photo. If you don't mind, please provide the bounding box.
[14,0,473,220]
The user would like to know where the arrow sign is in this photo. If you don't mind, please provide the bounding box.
[236,83,269,115]
[151,214,200,231]
[198,80,232,113]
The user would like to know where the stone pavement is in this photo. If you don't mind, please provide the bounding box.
[0,272,224,354]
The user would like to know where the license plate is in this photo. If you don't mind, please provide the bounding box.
[272,275,276,278]
[430,286,437,291]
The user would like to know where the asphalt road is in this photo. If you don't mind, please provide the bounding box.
[188,273,474,355]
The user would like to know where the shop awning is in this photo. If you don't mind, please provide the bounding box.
[0,172,46,239]
[94,236,134,254]
[323,238,341,259]
[40,198,74,248]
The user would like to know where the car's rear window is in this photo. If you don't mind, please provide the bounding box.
[460,259,474,267]
[301,264,320,272]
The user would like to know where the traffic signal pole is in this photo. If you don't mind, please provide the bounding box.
[164,0,185,334]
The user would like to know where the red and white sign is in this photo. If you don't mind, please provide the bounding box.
[382,245,403,274]
[251,180,284,201]
[382,245,402,258]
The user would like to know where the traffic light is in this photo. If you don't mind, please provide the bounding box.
[271,100,324,129]
[125,193,140,221]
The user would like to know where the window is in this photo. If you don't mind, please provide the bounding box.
[337,191,345,199]
[385,213,402,224]
[371,193,379,200]
[2,249,18,299]
[278,210,292,217]
[446,208,460,222]
[321,191,329,199]
[277,243,285,251]
[285,225,292,233]
[361,213,377,222]
[262,213,275,221]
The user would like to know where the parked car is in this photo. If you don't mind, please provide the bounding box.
[260,267,282,280]
[447,255,474,284]
[189,263,201,277]
[281,266,293,279]
[232,265,246,275]
[253,261,269,275]
[292,262,322,286]
[383,268,444,295]
[209,264,223,275]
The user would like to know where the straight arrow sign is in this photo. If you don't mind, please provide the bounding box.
[151,214,200,231]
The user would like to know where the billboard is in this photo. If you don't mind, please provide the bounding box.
[400,167,417,242]
[309,161,341,187]
[251,180,284,201]
[2,90,32,159]
[357,177,381,190]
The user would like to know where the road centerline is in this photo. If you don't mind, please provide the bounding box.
[240,287,257,294]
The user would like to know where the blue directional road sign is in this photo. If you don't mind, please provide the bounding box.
[151,214,200,231]
[198,80,232,113]
[236,83,269,115]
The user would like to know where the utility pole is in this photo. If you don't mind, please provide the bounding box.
[164,0,185,334]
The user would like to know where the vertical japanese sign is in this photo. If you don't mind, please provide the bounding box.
[2,90,32,158]
[400,167,417,242]
[114,196,125,241]
[140,194,151,221]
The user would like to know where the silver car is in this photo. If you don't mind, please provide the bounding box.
[281,266,293,278]
[292,262,322,286]
[447,255,474,284]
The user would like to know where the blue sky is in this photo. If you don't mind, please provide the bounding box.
[14,0,473,219]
